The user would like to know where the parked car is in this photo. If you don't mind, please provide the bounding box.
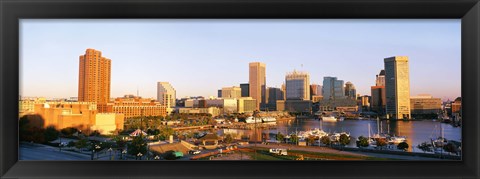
[189,150,201,155]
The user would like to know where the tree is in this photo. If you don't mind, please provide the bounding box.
[356,136,369,148]
[75,138,88,149]
[397,142,409,151]
[127,135,147,156]
[306,135,317,146]
[224,134,233,144]
[339,134,351,146]
[320,136,331,146]
[60,127,78,138]
[67,141,76,147]
[290,134,299,145]
[417,142,433,153]
[275,132,284,143]
[163,150,177,160]
[443,142,458,154]
[44,126,59,142]
[375,138,387,149]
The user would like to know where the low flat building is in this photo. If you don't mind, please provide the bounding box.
[285,100,312,113]
[318,98,357,112]
[178,107,221,117]
[410,94,442,114]
[99,95,167,118]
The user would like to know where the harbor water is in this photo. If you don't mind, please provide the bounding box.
[219,118,462,152]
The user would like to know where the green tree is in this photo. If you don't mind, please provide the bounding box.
[339,134,351,146]
[356,136,369,148]
[224,134,233,144]
[443,142,458,154]
[320,136,331,146]
[127,135,147,156]
[75,138,88,149]
[397,142,409,151]
[44,126,59,142]
[67,141,76,147]
[275,132,284,143]
[376,138,387,149]
[417,142,433,153]
[306,135,317,146]
[289,134,299,145]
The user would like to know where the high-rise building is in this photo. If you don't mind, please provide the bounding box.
[310,84,322,100]
[218,89,222,98]
[371,70,387,115]
[240,83,249,97]
[249,62,266,110]
[345,82,356,99]
[78,48,111,105]
[322,77,345,100]
[281,83,286,100]
[157,82,176,108]
[285,70,310,100]
[221,86,242,99]
[376,70,386,86]
[267,87,284,110]
[385,56,411,120]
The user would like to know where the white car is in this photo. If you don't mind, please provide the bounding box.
[190,150,201,155]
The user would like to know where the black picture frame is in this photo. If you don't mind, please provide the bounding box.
[1,0,479,178]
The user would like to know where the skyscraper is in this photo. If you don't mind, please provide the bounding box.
[285,70,310,100]
[78,48,111,104]
[322,77,345,100]
[249,62,266,110]
[371,70,386,114]
[157,82,176,108]
[344,82,356,99]
[310,84,322,100]
[384,56,411,120]
[267,87,284,110]
[240,83,249,97]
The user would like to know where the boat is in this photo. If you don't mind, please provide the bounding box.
[322,116,338,122]
[245,116,262,123]
[298,128,329,139]
[388,135,407,144]
[262,117,277,123]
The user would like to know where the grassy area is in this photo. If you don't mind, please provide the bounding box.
[250,147,399,161]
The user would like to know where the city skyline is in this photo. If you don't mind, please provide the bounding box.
[20,19,461,100]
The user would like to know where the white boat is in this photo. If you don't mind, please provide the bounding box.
[388,136,407,144]
[262,117,277,122]
[322,116,338,122]
[245,116,262,123]
[298,128,329,139]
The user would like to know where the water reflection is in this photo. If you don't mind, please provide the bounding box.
[219,118,462,152]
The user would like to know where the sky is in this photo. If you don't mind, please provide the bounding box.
[20,19,461,101]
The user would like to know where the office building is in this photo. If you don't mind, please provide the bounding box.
[218,89,222,98]
[410,94,442,114]
[101,95,167,118]
[267,87,284,111]
[249,62,266,110]
[385,56,411,119]
[157,82,176,108]
[310,84,322,100]
[240,83,249,97]
[323,76,345,100]
[376,70,386,86]
[371,86,386,114]
[345,82,356,99]
[285,70,310,100]
[78,48,111,105]
[237,97,257,113]
[221,86,242,99]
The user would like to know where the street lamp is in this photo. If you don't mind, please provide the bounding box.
[95,145,101,159]
[154,155,160,160]
[137,152,143,160]
[121,150,127,160]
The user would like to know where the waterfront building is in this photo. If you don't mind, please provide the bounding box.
[240,83,249,97]
[345,82,356,99]
[19,97,46,116]
[322,76,345,100]
[451,97,462,114]
[361,95,371,111]
[178,107,221,117]
[410,94,442,114]
[78,49,111,106]
[101,95,167,118]
[318,98,357,112]
[285,100,312,114]
[371,86,386,114]
[384,56,411,119]
[249,62,266,110]
[221,86,242,99]
[267,87,284,111]
[285,70,310,100]
[157,82,176,108]
[29,101,124,135]
[311,95,323,103]
[237,97,257,113]
[223,98,238,113]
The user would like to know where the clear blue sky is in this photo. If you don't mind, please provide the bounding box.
[20,19,461,101]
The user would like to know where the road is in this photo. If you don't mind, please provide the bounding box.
[20,143,91,160]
